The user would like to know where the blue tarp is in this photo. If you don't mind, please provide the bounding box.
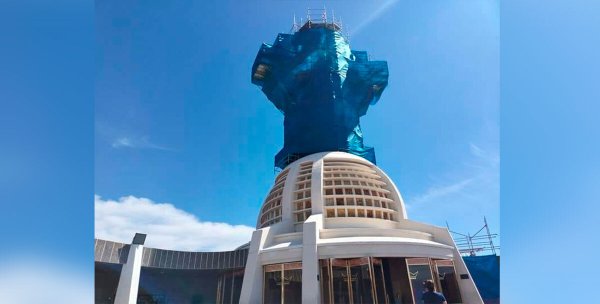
[463,255,500,303]
[251,22,388,169]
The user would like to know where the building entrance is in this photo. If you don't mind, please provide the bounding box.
[320,257,461,304]
[263,262,302,304]
[406,258,462,304]
[321,257,388,304]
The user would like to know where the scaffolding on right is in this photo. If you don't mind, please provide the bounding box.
[447,216,499,256]
[447,217,500,304]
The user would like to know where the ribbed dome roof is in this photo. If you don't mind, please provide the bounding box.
[257,152,407,232]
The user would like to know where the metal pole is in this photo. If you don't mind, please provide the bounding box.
[281,264,285,304]
[332,10,335,26]
[467,232,474,256]
[368,257,378,304]
[484,216,496,255]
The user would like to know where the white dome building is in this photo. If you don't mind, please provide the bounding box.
[240,152,483,304]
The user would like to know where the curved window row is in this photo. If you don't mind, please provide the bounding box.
[259,168,289,228]
[322,160,396,221]
[293,162,313,224]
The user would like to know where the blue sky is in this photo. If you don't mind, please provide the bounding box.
[500,1,600,301]
[95,0,499,250]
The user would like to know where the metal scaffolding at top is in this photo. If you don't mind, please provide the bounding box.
[290,8,350,41]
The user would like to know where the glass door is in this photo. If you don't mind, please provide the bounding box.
[434,260,462,304]
[371,258,388,304]
[263,262,302,304]
[264,264,283,304]
[406,258,433,304]
[323,258,384,304]
[348,257,374,304]
[320,259,332,304]
[283,263,302,304]
[331,259,351,304]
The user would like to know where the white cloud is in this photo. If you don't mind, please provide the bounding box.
[406,142,499,209]
[111,137,134,148]
[111,136,174,151]
[407,178,474,207]
[95,195,254,251]
[0,257,92,304]
[469,143,499,165]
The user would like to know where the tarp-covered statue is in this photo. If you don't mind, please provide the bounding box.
[251,21,389,169]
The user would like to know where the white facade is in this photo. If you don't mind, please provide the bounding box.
[240,152,483,304]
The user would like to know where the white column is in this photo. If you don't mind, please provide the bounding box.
[240,227,271,304]
[301,214,322,304]
[311,158,324,215]
[114,244,144,304]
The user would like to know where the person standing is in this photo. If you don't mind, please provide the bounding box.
[421,280,447,304]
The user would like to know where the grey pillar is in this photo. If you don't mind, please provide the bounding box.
[114,233,146,304]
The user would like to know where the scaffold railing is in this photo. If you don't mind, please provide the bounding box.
[447,217,500,256]
[290,8,349,40]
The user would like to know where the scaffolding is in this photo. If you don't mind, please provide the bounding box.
[290,8,350,41]
[447,217,500,256]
